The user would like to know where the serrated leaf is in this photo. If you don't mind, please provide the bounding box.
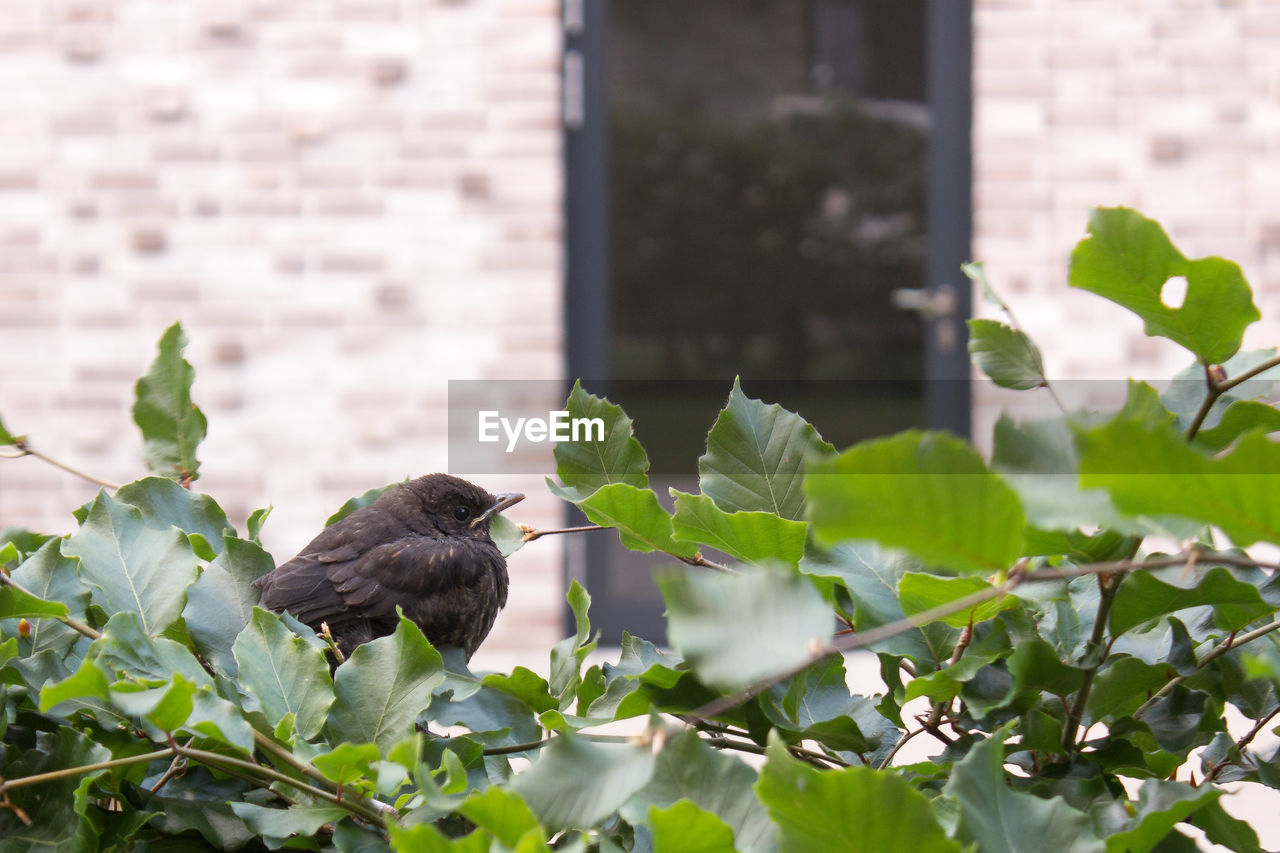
[116,476,234,557]
[327,616,445,752]
[0,727,112,846]
[512,732,655,830]
[553,380,650,494]
[326,481,402,526]
[246,505,272,542]
[313,742,381,784]
[660,565,831,690]
[1101,780,1220,853]
[184,536,271,675]
[229,803,350,848]
[0,581,69,620]
[64,490,199,635]
[1078,419,1280,547]
[648,800,738,853]
[698,378,834,520]
[1110,565,1271,636]
[550,580,596,702]
[799,542,953,667]
[483,667,558,714]
[1195,400,1280,451]
[806,430,1025,572]
[670,490,806,566]
[490,513,527,557]
[620,730,774,853]
[133,321,207,481]
[757,733,959,853]
[110,673,196,731]
[459,787,543,848]
[897,572,1014,629]
[967,317,1047,390]
[556,482,696,556]
[234,607,334,740]
[1069,207,1259,364]
[944,724,1105,853]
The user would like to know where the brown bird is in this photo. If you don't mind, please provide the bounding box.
[252,474,523,660]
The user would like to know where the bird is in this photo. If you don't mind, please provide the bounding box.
[252,474,524,661]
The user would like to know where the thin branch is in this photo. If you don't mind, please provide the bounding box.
[1202,704,1280,786]
[520,524,608,543]
[0,572,102,641]
[174,742,387,827]
[1216,354,1280,394]
[687,568,1029,720]
[2,439,120,490]
[1185,364,1223,441]
[877,724,930,770]
[0,748,174,796]
[1133,616,1280,721]
[677,552,736,574]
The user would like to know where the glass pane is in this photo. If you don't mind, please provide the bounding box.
[587,0,929,643]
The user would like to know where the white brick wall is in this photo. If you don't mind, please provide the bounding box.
[0,0,566,666]
[973,0,1280,424]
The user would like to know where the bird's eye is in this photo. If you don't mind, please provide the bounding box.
[452,505,472,522]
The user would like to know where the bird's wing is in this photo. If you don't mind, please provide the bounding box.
[326,535,480,619]
[259,533,485,629]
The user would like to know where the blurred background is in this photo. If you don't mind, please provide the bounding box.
[3,0,1280,674]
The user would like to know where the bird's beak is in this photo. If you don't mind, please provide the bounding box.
[471,492,525,527]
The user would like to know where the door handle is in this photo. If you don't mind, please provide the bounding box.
[890,283,956,321]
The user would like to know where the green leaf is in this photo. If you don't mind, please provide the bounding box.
[116,476,234,558]
[620,730,775,853]
[549,580,596,702]
[757,733,960,853]
[0,727,112,846]
[490,513,527,557]
[64,490,199,635]
[39,657,111,710]
[800,542,952,667]
[389,824,490,853]
[483,667,558,714]
[234,607,335,740]
[557,482,696,557]
[327,615,445,752]
[326,481,402,526]
[698,378,834,520]
[1101,780,1220,853]
[670,490,807,566]
[0,410,17,445]
[967,317,1047,390]
[110,673,196,731]
[1078,419,1280,547]
[897,573,1014,629]
[92,611,212,686]
[758,654,898,754]
[132,321,208,481]
[660,565,831,690]
[1189,799,1265,853]
[649,800,738,853]
[459,786,544,848]
[1109,565,1271,636]
[313,742,381,784]
[512,732,656,830]
[228,803,350,848]
[806,430,1025,572]
[184,536,271,675]
[1195,399,1280,451]
[944,725,1105,853]
[1006,636,1087,698]
[0,581,69,620]
[1069,206,1259,364]
[553,380,650,495]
